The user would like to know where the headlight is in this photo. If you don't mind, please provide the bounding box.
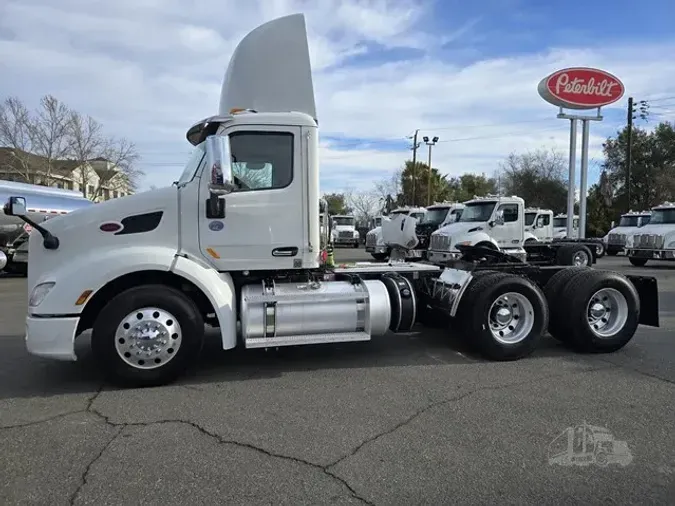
[29,282,55,308]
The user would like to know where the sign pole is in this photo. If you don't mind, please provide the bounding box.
[566,118,578,239]
[578,118,591,238]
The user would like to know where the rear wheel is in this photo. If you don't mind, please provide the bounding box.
[556,244,593,266]
[457,273,548,360]
[91,284,205,387]
[543,267,592,342]
[560,271,640,353]
[629,257,648,267]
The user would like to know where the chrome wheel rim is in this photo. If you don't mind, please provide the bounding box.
[115,307,182,369]
[586,288,628,338]
[488,292,535,344]
[596,244,604,255]
[573,250,589,266]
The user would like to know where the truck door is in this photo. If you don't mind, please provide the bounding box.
[198,125,306,271]
[493,202,522,247]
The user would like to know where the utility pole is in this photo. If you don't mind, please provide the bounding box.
[409,130,420,206]
[626,97,633,213]
[423,136,439,206]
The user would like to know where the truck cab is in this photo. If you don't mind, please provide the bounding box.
[625,202,675,266]
[331,214,359,248]
[365,206,426,260]
[428,195,525,263]
[524,208,554,243]
[605,210,651,256]
[553,214,579,239]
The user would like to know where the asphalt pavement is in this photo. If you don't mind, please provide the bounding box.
[1,249,674,505]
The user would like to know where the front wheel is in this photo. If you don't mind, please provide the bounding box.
[595,243,605,258]
[91,284,205,387]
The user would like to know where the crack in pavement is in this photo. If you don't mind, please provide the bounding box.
[2,365,614,505]
[324,365,614,471]
[69,425,124,506]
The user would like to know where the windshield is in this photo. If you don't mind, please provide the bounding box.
[410,212,425,221]
[553,217,567,228]
[178,143,206,184]
[422,208,449,224]
[525,212,537,226]
[459,202,496,222]
[333,217,355,226]
[648,209,675,225]
[641,215,651,226]
[374,217,382,227]
[618,216,640,227]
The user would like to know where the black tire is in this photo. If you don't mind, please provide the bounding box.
[560,270,640,353]
[594,243,605,258]
[525,238,538,244]
[91,284,205,387]
[629,257,648,267]
[457,273,548,360]
[607,250,618,256]
[556,244,593,266]
[474,241,497,250]
[353,242,359,248]
[543,267,592,342]
[371,253,388,261]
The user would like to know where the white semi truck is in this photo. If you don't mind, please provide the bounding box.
[553,214,579,239]
[625,202,675,266]
[409,202,465,260]
[3,14,659,387]
[1,180,93,275]
[331,214,359,248]
[524,208,554,243]
[605,210,651,256]
[428,195,604,266]
[365,206,426,260]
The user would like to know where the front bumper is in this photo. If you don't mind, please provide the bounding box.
[427,250,462,263]
[366,245,388,254]
[25,315,79,361]
[334,237,358,245]
[626,248,675,260]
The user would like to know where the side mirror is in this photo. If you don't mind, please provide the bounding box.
[205,135,236,196]
[3,196,27,217]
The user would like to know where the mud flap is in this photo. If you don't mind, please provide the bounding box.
[626,275,659,327]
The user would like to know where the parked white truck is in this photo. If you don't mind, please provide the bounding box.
[428,195,602,266]
[524,208,554,243]
[3,14,659,387]
[365,206,426,260]
[605,210,651,256]
[331,214,359,248]
[408,202,465,260]
[624,202,675,266]
[553,213,579,239]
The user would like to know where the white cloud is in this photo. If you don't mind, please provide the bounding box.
[1,0,674,194]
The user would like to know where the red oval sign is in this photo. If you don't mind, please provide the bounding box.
[537,67,625,110]
[100,222,122,232]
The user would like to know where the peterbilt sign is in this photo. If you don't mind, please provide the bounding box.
[537,67,625,110]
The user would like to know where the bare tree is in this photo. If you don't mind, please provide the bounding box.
[373,170,401,213]
[347,190,379,224]
[68,110,141,200]
[0,95,72,185]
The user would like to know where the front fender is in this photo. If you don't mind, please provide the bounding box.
[171,256,237,350]
[455,231,495,248]
[30,246,177,316]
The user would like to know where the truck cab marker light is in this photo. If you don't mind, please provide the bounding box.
[206,247,220,258]
[75,290,93,306]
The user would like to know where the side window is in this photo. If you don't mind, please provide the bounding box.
[229,131,294,191]
[537,214,550,227]
[499,203,518,222]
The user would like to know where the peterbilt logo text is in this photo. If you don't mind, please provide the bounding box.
[553,73,618,99]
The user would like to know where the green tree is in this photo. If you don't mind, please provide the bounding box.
[396,160,451,207]
[447,173,497,202]
[495,148,568,212]
[601,121,675,212]
[323,192,351,215]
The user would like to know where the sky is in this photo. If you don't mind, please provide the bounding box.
[1,0,675,196]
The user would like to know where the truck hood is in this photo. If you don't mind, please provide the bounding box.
[433,221,487,237]
[608,226,637,234]
[27,186,179,286]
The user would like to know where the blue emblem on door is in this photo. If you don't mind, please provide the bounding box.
[209,221,224,231]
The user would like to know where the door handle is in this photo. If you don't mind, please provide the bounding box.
[272,247,298,257]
